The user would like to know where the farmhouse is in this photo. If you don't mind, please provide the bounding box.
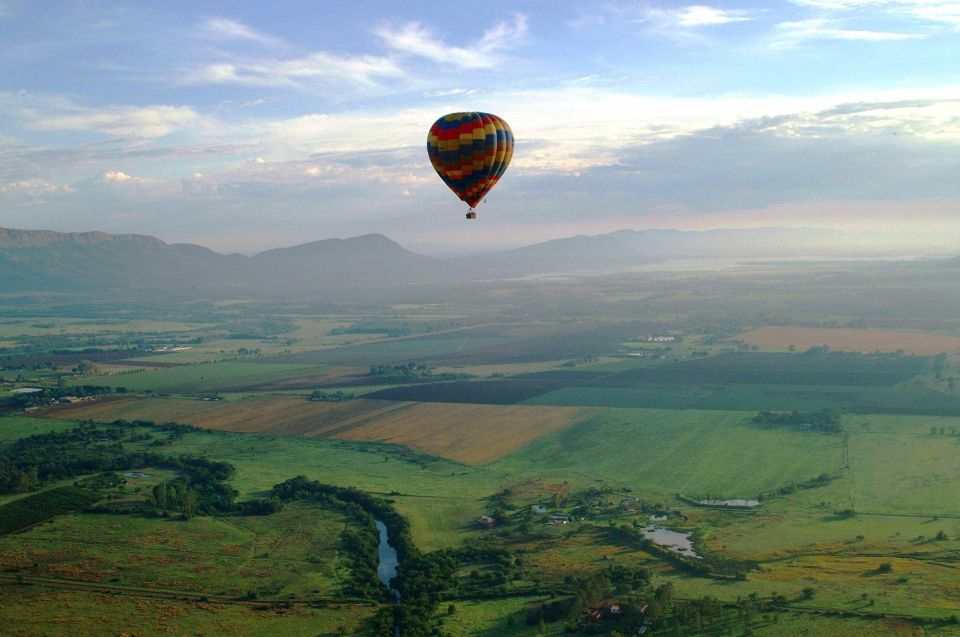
[531,504,548,513]
[477,515,495,529]
[547,514,571,525]
[586,600,630,622]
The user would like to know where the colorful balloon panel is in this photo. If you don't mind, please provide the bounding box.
[427,112,513,209]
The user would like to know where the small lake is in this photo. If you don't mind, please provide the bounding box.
[641,526,701,559]
[375,520,400,601]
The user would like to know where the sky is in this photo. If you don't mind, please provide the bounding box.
[1,0,959,254]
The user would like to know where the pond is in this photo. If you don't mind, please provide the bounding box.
[698,499,761,508]
[375,520,400,601]
[640,526,701,559]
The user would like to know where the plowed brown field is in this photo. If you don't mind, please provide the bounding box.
[43,395,589,464]
[737,326,960,356]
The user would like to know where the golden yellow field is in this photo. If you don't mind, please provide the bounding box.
[333,402,589,464]
[43,396,589,464]
[738,326,960,355]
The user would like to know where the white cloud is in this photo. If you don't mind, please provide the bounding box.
[772,18,924,46]
[0,179,73,197]
[675,5,752,26]
[376,13,527,68]
[790,0,960,29]
[188,51,404,90]
[25,103,202,138]
[101,170,147,183]
[201,17,282,47]
[423,88,478,98]
[909,3,960,28]
[789,0,886,8]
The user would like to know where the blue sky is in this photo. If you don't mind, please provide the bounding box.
[1,0,958,253]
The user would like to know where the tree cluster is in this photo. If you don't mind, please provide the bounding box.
[752,409,842,433]
[368,362,471,381]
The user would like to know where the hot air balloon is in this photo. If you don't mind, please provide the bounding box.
[427,112,513,220]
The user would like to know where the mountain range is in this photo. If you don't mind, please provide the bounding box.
[0,226,896,294]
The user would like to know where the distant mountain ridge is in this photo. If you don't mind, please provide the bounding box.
[0,225,873,293]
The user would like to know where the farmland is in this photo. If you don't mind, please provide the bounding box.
[325,402,590,464]
[5,259,960,635]
[738,326,960,355]
[44,396,592,464]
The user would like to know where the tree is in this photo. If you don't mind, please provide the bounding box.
[75,360,97,376]
[152,483,168,509]
[801,587,815,600]
[182,490,198,519]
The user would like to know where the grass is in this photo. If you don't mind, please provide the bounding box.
[0,502,351,598]
[156,430,505,551]
[847,430,960,515]
[0,587,374,637]
[492,408,844,497]
[73,361,319,393]
[0,415,78,441]
[438,596,555,636]
[527,383,960,416]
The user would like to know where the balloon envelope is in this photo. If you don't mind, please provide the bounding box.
[427,112,513,209]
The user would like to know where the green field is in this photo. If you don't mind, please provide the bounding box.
[493,408,843,497]
[75,361,320,393]
[527,382,960,415]
[0,415,77,441]
[0,502,353,598]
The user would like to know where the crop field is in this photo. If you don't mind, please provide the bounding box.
[601,351,927,387]
[529,383,960,416]
[42,395,411,436]
[739,325,960,355]
[425,321,676,366]
[334,402,591,464]
[43,394,590,464]
[276,324,523,366]
[365,379,568,404]
[73,361,321,393]
[0,318,210,338]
